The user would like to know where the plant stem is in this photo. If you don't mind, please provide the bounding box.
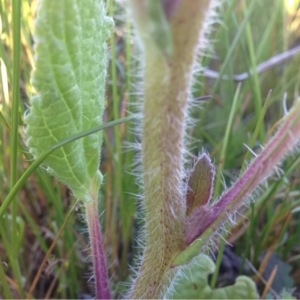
[85,183,111,299]
[198,99,300,238]
[129,1,213,298]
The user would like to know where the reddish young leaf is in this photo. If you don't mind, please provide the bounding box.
[186,153,215,216]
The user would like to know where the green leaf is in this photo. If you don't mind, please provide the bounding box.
[165,254,259,299]
[25,0,113,200]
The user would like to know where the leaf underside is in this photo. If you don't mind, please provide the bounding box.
[25,0,112,200]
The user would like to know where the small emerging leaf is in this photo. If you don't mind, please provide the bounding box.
[186,153,215,215]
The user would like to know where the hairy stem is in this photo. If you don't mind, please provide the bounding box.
[85,183,111,299]
[213,99,300,225]
[190,99,300,241]
[129,1,214,298]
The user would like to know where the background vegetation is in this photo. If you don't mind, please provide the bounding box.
[0,0,300,298]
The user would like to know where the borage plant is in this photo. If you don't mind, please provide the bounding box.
[24,0,113,298]
[21,0,300,299]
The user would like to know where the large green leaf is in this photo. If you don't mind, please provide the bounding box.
[25,0,112,200]
[165,254,259,299]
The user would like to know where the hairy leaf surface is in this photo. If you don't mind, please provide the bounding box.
[25,0,112,200]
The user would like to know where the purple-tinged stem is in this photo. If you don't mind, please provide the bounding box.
[85,198,111,299]
[186,99,300,244]
[162,0,181,19]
